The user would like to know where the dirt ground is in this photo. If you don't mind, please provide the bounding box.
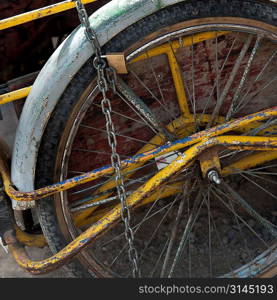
[0,245,67,278]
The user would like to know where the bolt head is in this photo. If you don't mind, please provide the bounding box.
[207,170,222,185]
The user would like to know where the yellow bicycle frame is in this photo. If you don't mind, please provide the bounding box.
[0,0,276,276]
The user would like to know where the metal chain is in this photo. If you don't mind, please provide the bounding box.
[74,0,140,278]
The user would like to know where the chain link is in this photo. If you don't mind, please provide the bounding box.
[74,0,140,278]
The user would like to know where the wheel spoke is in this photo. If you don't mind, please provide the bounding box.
[116,77,175,141]
[233,50,277,114]
[146,52,167,107]
[239,172,277,201]
[208,197,234,273]
[150,238,170,277]
[228,197,254,261]
[211,187,269,248]
[207,34,253,128]
[168,186,205,277]
[247,164,277,172]
[128,67,179,123]
[241,169,277,186]
[108,188,180,270]
[100,197,175,249]
[207,187,213,277]
[199,33,240,121]
[236,76,277,113]
[226,35,262,120]
[50,17,277,278]
[138,193,181,262]
[92,102,151,128]
[221,181,277,238]
[160,181,192,277]
[80,123,160,146]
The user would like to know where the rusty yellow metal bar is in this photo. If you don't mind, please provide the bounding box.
[74,114,232,224]
[74,117,215,224]
[73,124,168,224]
[74,115,201,224]
[15,226,46,248]
[0,107,276,203]
[76,149,277,228]
[167,50,191,117]
[74,113,193,224]
[0,32,228,104]
[73,111,258,225]
[76,107,277,224]
[0,0,97,31]
[75,181,183,227]
[0,31,227,105]
[196,113,277,135]
[130,31,228,119]
[0,86,31,105]
[222,151,277,176]
[131,31,229,63]
[4,134,277,274]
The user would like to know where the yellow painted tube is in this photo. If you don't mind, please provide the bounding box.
[5,135,277,274]
[222,151,277,176]
[131,31,229,63]
[0,86,31,104]
[167,50,191,116]
[77,150,277,228]
[15,226,46,248]
[0,107,276,202]
[0,0,97,31]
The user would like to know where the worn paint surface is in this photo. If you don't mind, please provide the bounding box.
[9,0,277,211]
[0,87,31,105]
[15,226,46,248]
[0,0,276,275]
[4,133,277,274]
[10,0,191,209]
[3,107,277,203]
[0,0,98,31]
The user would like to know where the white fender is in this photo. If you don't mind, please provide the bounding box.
[11,0,183,209]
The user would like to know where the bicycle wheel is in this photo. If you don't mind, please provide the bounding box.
[35,0,277,277]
